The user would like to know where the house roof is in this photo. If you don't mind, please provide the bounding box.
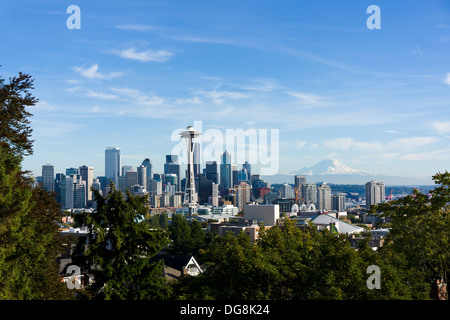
[150,252,196,271]
[309,214,364,234]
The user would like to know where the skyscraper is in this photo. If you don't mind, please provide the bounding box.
[317,183,332,211]
[279,183,294,199]
[332,193,346,211]
[137,165,147,189]
[220,150,232,191]
[141,158,153,191]
[294,175,306,199]
[42,164,54,193]
[126,170,138,191]
[302,183,317,206]
[205,161,218,183]
[105,147,120,187]
[79,165,94,202]
[193,142,201,176]
[164,155,180,191]
[365,180,385,210]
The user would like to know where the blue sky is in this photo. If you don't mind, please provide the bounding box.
[2,0,450,183]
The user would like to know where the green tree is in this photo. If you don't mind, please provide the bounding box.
[169,213,191,254]
[373,171,450,298]
[188,219,206,256]
[74,186,171,300]
[174,231,277,300]
[0,71,71,299]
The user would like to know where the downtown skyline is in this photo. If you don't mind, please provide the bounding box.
[1,1,450,182]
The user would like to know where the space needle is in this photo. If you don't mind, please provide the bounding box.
[180,125,201,216]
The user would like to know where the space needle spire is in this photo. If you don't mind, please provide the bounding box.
[180,125,201,216]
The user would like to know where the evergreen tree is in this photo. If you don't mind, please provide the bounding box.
[169,213,191,254]
[0,71,71,299]
[75,186,171,299]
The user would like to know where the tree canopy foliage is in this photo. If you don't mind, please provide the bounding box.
[0,72,72,299]
[74,186,171,299]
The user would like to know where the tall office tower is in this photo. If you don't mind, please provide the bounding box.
[42,164,54,193]
[243,161,251,183]
[205,161,218,183]
[220,150,232,191]
[126,170,138,191]
[280,183,294,199]
[150,178,162,196]
[54,173,65,205]
[294,175,306,199]
[137,165,147,189]
[73,180,87,209]
[59,174,67,207]
[365,180,385,210]
[193,142,201,176]
[180,125,201,216]
[92,179,102,196]
[164,155,180,191]
[317,183,332,211]
[235,182,251,211]
[239,166,248,183]
[64,174,82,209]
[231,164,239,188]
[332,193,346,211]
[302,183,317,206]
[64,175,74,209]
[118,175,127,193]
[79,165,94,202]
[141,158,153,191]
[105,147,120,187]
[211,182,219,207]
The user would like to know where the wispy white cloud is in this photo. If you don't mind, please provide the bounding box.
[322,136,438,153]
[86,90,119,100]
[114,47,174,62]
[73,64,123,80]
[31,120,84,137]
[430,120,450,134]
[110,87,167,105]
[115,24,156,32]
[401,148,450,161]
[443,73,450,85]
[287,91,324,105]
[196,88,249,105]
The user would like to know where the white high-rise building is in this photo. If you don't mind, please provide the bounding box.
[137,165,147,190]
[332,193,346,211]
[105,147,120,188]
[317,183,332,211]
[365,180,385,210]
[302,183,317,205]
[279,183,294,199]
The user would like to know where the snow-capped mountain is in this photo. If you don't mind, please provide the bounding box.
[261,158,433,185]
[294,158,374,176]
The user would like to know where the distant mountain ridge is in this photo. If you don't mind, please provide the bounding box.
[261,158,434,185]
[294,158,375,176]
